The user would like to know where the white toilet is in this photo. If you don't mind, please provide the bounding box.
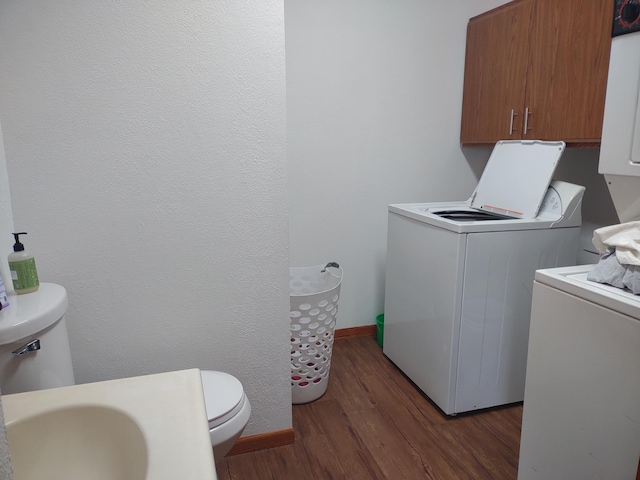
[0,283,75,394]
[200,370,251,461]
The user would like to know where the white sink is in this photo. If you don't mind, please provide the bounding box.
[1,369,217,480]
[8,405,148,479]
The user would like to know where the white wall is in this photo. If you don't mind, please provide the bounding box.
[286,0,511,328]
[0,1,290,437]
[0,123,15,292]
[0,1,617,452]
[0,129,15,480]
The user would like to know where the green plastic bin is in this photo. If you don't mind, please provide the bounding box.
[376,314,384,347]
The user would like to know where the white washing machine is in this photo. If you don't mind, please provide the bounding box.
[518,8,640,479]
[383,140,585,416]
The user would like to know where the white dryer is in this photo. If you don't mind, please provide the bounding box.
[383,140,585,415]
[518,266,640,480]
[518,9,640,479]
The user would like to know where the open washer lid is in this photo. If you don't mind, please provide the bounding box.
[201,370,246,429]
[469,140,565,219]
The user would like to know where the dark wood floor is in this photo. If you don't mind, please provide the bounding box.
[217,335,523,479]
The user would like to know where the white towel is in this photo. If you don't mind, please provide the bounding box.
[592,221,640,266]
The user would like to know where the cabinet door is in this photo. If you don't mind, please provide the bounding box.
[524,0,612,145]
[460,0,533,146]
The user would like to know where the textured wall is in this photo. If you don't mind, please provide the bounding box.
[286,0,512,328]
[0,123,15,293]
[0,1,290,436]
[285,0,616,328]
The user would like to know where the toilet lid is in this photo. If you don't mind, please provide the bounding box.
[200,370,246,429]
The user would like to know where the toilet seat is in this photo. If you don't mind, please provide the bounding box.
[200,370,246,429]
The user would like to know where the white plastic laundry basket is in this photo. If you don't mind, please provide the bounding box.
[290,262,343,404]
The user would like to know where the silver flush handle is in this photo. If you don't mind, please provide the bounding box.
[12,339,41,356]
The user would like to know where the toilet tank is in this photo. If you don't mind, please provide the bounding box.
[0,283,75,394]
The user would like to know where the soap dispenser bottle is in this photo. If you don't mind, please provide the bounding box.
[8,232,39,294]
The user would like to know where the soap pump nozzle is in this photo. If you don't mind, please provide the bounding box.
[12,232,27,252]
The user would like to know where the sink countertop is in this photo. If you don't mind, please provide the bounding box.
[1,368,217,480]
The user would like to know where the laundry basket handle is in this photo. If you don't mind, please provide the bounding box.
[321,262,340,272]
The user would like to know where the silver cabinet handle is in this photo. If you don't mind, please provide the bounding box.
[523,107,532,135]
[12,339,41,356]
[509,109,518,135]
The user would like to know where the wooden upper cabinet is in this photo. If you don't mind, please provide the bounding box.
[526,0,612,144]
[460,0,533,144]
[460,0,613,147]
